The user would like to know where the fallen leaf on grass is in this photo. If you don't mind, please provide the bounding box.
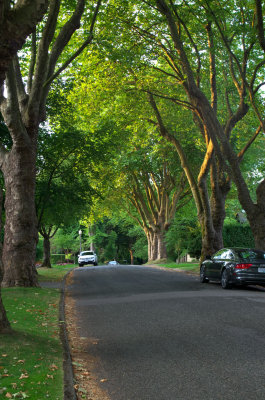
[5,393,12,399]
[46,374,54,379]
[19,373,29,379]
[49,364,58,371]
[13,393,29,399]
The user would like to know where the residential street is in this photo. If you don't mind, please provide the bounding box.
[66,265,265,400]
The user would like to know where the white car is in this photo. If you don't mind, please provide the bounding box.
[78,251,98,267]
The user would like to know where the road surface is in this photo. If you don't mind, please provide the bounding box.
[66,264,265,400]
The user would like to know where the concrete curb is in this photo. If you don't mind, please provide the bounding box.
[59,269,77,400]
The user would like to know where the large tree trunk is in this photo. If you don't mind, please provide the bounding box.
[129,248,134,265]
[147,229,167,261]
[246,180,265,250]
[157,231,167,259]
[0,298,10,333]
[248,211,265,250]
[1,143,39,287]
[41,235,52,268]
[147,230,158,261]
[200,162,230,258]
[0,186,11,332]
[199,213,223,259]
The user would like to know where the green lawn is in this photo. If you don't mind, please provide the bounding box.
[0,264,76,400]
[147,261,200,274]
[37,264,77,282]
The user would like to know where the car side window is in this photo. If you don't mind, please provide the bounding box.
[227,251,235,261]
[212,250,225,260]
[222,250,234,260]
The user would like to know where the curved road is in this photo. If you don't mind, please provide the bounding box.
[66,264,265,400]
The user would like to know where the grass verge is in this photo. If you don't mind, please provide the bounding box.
[37,264,77,282]
[0,264,76,400]
[147,261,200,274]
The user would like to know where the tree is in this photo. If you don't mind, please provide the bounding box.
[128,0,265,252]
[125,149,190,261]
[66,0,259,259]
[36,115,104,267]
[0,0,49,331]
[151,0,265,249]
[0,0,102,287]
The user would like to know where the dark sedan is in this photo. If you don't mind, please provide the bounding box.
[200,248,265,289]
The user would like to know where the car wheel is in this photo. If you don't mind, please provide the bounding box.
[221,269,232,289]
[200,266,209,283]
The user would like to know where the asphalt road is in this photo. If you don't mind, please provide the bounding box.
[67,264,265,400]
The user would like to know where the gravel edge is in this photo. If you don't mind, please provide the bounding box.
[59,269,77,400]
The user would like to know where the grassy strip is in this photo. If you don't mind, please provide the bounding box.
[0,264,75,399]
[37,264,77,282]
[148,261,200,274]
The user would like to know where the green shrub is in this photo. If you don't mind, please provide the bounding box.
[223,222,254,248]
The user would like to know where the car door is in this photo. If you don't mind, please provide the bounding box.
[211,249,230,279]
[205,250,223,279]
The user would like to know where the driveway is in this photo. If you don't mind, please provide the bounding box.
[66,264,265,400]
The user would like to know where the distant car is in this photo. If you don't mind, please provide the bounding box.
[200,248,265,289]
[78,251,98,267]
[108,260,119,265]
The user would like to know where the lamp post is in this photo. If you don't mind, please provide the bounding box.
[78,229,82,253]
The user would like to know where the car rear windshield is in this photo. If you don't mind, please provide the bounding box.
[80,251,94,256]
[236,250,265,261]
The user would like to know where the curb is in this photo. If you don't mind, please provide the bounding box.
[59,269,77,400]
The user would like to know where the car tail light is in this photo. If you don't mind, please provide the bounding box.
[235,263,253,270]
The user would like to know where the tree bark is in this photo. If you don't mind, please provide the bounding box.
[1,142,39,287]
[41,235,52,268]
[157,231,167,259]
[147,230,158,261]
[0,0,48,87]
[0,297,10,333]
[0,185,11,332]
[129,248,134,265]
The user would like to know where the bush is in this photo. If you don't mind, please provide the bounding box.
[223,222,254,248]
[50,254,66,264]
[166,216,255,260]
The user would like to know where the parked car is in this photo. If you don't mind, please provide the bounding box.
[200,248,265,289]
[78,251,98,267]
[108,260,119,265]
